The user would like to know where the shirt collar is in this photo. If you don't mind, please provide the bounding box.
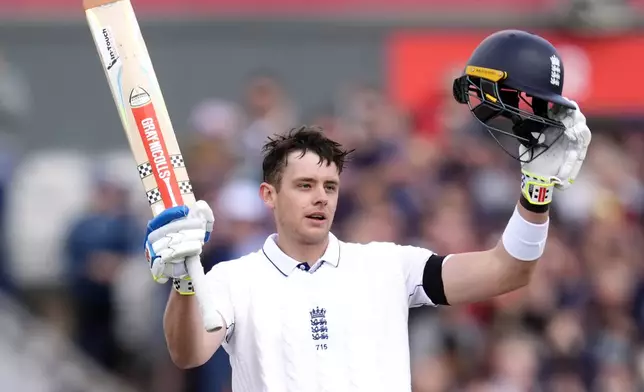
[262,232,340,276]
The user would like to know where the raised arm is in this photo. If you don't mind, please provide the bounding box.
[441,202,547,305]
[144,200,235,368]
[439,101,591,306]
[164,289,227,368]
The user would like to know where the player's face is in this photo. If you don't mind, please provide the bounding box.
[262,151,340,245]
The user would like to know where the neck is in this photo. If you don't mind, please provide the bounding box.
[275,233,329,266]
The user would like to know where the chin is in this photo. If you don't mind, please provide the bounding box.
[298,228,330,245]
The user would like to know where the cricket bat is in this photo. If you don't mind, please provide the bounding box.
[83,0,223,332]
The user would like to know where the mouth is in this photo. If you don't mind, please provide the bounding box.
[305,213,327,222]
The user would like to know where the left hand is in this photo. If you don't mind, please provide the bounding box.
[520,99,592,205]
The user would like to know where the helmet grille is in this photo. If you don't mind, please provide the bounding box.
[452,75,566,163]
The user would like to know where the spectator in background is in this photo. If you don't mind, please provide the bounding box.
[212,177,270,259]
[0,134,18,295]
[0,49,31,295]
[242,69,298,142]
[185,98,244,200]
[486,332,542,392]
[238,69,299,180]
[64,174,140,373]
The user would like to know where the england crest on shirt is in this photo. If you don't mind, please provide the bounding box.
[310,306,329,340]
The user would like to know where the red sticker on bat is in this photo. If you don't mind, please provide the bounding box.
[130,87,183,208]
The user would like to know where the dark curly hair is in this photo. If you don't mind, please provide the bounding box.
[261,125,353,189]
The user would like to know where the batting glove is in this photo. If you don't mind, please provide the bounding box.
[144,200,214,295]
[519,99,592,207]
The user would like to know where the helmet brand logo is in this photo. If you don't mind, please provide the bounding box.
[465,66,507,82]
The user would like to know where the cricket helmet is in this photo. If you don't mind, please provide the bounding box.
[453,29,575,163]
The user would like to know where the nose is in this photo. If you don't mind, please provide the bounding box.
[313,185,328,206]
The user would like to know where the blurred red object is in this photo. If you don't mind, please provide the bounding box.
[387,31,644,137]
[2,0,562,16]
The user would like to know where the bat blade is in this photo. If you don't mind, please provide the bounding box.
[84,0,223,332]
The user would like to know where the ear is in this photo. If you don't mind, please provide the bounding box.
[259,182,276,209]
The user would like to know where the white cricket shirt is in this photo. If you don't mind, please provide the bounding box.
[206,232,436,392]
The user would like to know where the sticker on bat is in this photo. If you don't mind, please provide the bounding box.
[130,88,183,209]
[99,27,120,71]
[129,87,151,107]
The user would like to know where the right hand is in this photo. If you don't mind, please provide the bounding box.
[519,100,591,206]
[144,200,214,285]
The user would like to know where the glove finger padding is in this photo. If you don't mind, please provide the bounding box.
[567,119,592,187]
[554,128,578,189]
[151,229,206,256]
[147,201,214,244]
[144,200,215,284]
[557,110,592,189]
[192,200,215,242]
[156,239,205,263]
[148,218,203,244]
[576,121,592,159]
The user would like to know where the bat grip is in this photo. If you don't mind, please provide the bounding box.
[185,255,224,333]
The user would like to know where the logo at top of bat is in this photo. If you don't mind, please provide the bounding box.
[101,27,120,70]
[129,87,151,107]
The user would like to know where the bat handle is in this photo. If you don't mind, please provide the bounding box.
[185,255,224,333]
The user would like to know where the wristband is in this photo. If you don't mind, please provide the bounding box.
[520,194,549,213]
[173,277,195,296]
[501,206,549,261]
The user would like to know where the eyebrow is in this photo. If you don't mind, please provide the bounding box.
[294,177,339,185]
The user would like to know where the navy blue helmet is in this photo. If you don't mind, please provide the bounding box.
[453,29,575,162]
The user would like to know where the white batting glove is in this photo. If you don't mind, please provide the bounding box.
[519,100,592,206]
[144,200,214,295]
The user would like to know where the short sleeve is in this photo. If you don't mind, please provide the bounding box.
[205,262,236,343]
[375,242,435,307]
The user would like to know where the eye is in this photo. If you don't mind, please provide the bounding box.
[298,183,312,189]
[325,184,337,192]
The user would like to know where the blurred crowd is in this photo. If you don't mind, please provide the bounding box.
[1,56,644,392]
